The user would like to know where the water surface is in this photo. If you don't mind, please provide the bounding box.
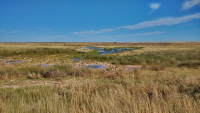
[43,64,48,67]
[82,47,134,55]
[5,61,22,63]
[73,58,83,61]
[84,65,106,69]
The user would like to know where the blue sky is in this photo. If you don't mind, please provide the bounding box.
[0,0,200,42]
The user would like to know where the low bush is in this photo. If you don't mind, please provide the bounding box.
[177,61,200,68]
[150,64,166,71]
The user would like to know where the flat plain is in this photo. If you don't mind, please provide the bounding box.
[0,42,200,113]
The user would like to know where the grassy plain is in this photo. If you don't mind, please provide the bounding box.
[0,42,200,113]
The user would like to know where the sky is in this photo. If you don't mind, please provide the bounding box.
[0,0,200,42]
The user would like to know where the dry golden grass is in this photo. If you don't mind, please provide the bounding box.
[0,42,200,113]
[1,42,199,51]
[0,69,200,113]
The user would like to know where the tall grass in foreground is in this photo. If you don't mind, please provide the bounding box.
[0,77,200,113]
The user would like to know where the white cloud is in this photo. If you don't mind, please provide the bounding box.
[182,23,200,26]
[149,3,161,14]
[8,31,19,33]
[182,0,200,10]
[73,29,114,36]
[94,32,163,39]
[73,13,200,36]
[116,31,163,37]
[36,27,52,31]
[121,12,200,30]
[0,30,5,32]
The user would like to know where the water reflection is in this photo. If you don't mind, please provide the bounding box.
[43,64,48,67]
[5,61,22,63]
[82,47,134,55]
[84,65,106,69]
[73,58,83,61]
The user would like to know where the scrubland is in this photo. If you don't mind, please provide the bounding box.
[0,42,200,113]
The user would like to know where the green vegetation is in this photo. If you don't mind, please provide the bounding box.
[0,48,84,58]
[88,50,100,55]
[84,50,200,68]
[114,46,144,49]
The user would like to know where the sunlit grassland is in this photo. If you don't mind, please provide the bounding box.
[0,68,200,113]
[0,42,200,113]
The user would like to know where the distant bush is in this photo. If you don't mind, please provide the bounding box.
[44,70,61,78]
[177,61,200,68]
[150,64,166,71]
